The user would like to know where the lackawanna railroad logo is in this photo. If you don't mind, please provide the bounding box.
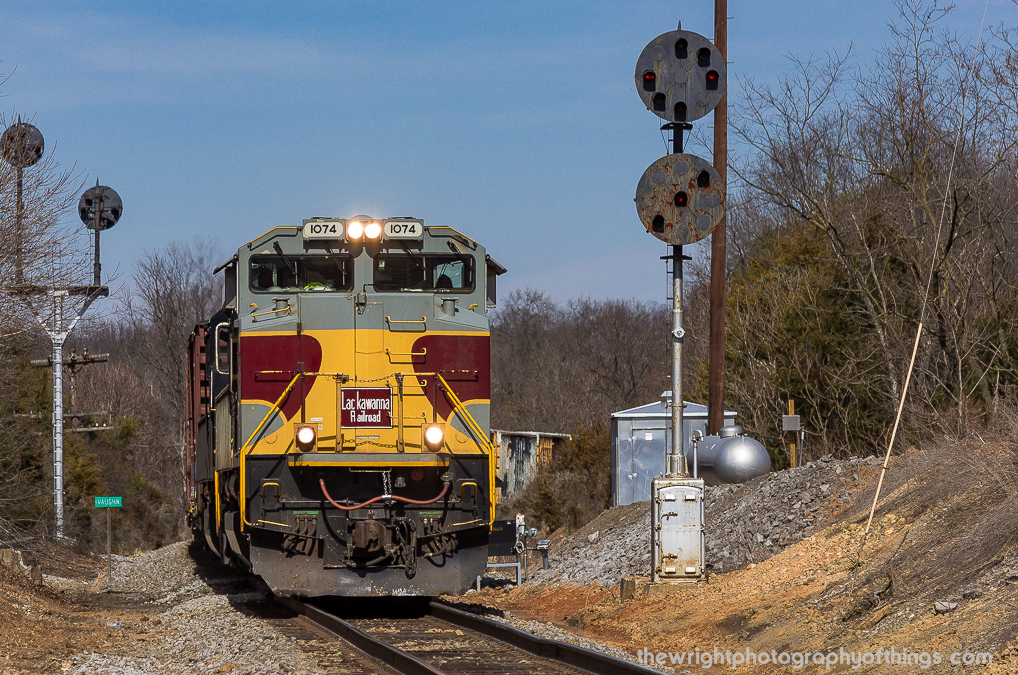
[340,387,393,428]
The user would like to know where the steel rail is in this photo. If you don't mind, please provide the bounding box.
[277,594,666,675]
[428,600,666,675]
[276,596,443,675]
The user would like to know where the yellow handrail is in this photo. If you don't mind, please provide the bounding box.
[385,347,427,359]
[237,371,348,529]
[435,374,494,455]
[214,471,221,530]
[251,305,292,320]
[239,373,301,529]
[261,482,281,501]
[242,374,302,450]
[386,315,427,324]
[435,375,495,524]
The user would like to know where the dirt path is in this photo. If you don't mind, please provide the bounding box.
[0,545,127,674]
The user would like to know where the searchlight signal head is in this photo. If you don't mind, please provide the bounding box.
[79,183,123,231]
[1,121,44,169]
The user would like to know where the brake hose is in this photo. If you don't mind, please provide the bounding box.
[320,478,450,511]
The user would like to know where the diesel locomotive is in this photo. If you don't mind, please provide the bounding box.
[184,216,505,596]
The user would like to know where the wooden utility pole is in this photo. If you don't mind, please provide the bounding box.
[707,0,728,435]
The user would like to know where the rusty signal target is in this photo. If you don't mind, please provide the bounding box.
[635,153,724,245]
[635,29,726,123]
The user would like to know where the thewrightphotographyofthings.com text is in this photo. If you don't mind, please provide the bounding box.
[634,645,993,670]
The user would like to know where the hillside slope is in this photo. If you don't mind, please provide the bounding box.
[476,438,1018,674]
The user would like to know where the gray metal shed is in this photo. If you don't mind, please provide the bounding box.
[611,392,736,507]
[491,430,571,505]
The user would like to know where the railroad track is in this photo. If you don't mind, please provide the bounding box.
[276,596,666,675]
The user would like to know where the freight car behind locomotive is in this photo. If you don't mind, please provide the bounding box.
[184,216,505,596]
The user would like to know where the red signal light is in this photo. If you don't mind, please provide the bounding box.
[706,70,719,91]
[674,191,689,208]
[642,71,656,92]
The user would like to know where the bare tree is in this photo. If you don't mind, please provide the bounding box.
[125,239,224,435]
[721,0,1018,453]
[490,290,671,432]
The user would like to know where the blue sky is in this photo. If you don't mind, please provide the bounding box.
[1,1,1010,303]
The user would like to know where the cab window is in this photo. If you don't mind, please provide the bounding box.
[373,254,474,292]
[249,255,352,292]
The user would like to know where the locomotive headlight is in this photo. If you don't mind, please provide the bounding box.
[346,220,365,240]
[295,424,317,452]
[364,221,382,240]
[423,424,444,450]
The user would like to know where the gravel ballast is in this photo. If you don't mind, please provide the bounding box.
[66,542,329,675]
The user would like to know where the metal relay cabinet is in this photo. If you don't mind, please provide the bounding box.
[651,477,705,582]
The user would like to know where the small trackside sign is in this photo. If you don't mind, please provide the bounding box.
[95,496,122,508]
[303,219,344,239]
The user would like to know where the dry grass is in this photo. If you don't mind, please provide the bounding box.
[824,418,1018,649]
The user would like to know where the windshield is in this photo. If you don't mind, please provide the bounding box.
[373,254,474,292]
[249,255,353,292]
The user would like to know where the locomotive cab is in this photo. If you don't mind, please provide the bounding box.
[185,217,504,596]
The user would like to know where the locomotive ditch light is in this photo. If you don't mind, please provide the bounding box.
[346,220,365,240]
[364,220,383,240]
[295,424,317,452]
[423,423,444,450]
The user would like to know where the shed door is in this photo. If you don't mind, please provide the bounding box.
[633,428,666,502]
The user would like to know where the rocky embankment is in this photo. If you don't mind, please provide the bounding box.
[527,455,881,586]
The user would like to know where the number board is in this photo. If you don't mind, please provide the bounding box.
[303,219,344,239]
[384,219,424,239]
[94,496,122,508]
